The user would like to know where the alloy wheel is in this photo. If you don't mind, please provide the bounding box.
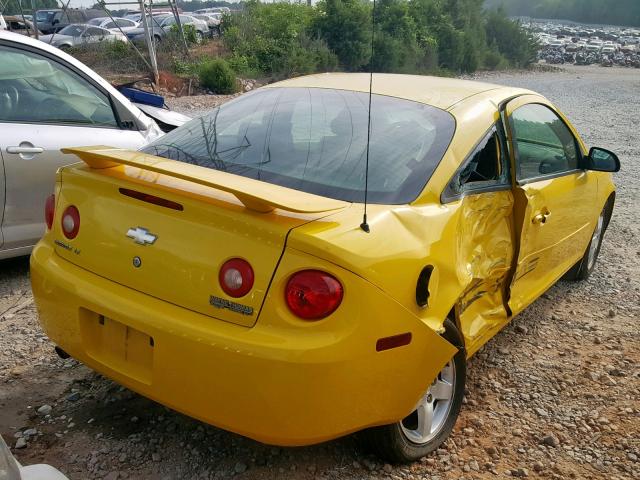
[400,360,456,444]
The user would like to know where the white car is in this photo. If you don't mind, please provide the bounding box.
[39,24,127,49]
[87,16,139,33]
[0,31,165,260]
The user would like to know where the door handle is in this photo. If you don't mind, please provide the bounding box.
[7,145,44,155]
[532,210,551,225]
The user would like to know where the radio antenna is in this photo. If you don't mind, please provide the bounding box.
[360,0,376,233]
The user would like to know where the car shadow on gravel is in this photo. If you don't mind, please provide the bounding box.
[0,256,30,280]
[41,370,367,478]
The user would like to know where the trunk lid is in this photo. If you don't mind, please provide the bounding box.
[53,148,348,327]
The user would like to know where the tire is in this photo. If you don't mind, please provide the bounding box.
[363,319,466,463]
[563,203,610,281]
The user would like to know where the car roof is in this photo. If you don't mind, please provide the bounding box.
[267,73,533,111]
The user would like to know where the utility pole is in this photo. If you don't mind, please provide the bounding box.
[31,0,39,39]
[140,0,159,85]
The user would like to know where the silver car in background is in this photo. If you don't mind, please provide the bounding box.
[87,16,139,33]
[39,24,127,49]
[0,31,164,260]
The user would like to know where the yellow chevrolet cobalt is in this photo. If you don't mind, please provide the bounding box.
[31,74,618,462]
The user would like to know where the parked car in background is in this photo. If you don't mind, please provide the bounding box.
[126,14,208,43]
[0,30,165,260]
[3,16,41,36]
[192,13,221,37]
[39,24,128,49]
[87,16,139,33]
[123,11,170,23]
[35,8,102,34]
[195,7,230,14]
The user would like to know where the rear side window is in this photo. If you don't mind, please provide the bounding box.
[444,125,509,200]
[141,87,455,204]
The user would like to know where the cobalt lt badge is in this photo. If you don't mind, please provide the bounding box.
[133,256,142,268]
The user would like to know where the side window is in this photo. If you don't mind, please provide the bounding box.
[104,21,116,29]
[0,46,118,127]
[511,104,579,181]
[86,27,104,36]
[116,19,132,27]
[445,125,509,199]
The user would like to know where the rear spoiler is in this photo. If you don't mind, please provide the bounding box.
[61,146,349,214]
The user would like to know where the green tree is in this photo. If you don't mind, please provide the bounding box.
[314,0,372,71]
[485,7,538,68]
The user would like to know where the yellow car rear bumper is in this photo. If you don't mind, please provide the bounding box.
[30,241,456,446]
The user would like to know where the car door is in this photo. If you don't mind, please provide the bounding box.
[0,149,5,249]
[441,123,515,355]
[504,96,597,315]
[0,42,146,252]
[84,26,104,44]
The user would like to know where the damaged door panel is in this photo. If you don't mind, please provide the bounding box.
[454,191,515,356]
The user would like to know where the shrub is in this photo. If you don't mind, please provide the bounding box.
[314,0,372,71]
[199,59,238,94]
[169,23,198,45]
[223,1,337,78]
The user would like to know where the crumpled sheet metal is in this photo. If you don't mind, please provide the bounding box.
[455,190,514,353]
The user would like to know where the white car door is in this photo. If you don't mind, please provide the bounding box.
[0,150,5,250]
[0,42,148,254]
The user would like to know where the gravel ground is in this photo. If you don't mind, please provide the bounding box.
[1,65,639,480]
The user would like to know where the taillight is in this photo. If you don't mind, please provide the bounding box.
[285,270,343,320]
[219,258,254,297]
[45,194,55,230]
[61,205,80,239]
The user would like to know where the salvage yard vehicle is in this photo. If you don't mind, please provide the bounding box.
[0,31,165,260]
[125,14,208,43]
[87,16,139,34]
[35,8,102,34]
[30,73,618,462]
[3,16,41,37]
[39,24,128,49]
[192,13,221,37]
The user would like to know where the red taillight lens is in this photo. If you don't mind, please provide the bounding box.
[61,205,80,239]
[45,194,55,230]
[219,258,254,297]
[285,270,343,320]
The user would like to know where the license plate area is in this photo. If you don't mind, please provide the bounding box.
[79,309,153,385]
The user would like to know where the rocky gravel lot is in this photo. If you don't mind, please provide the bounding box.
[1,65,639,480]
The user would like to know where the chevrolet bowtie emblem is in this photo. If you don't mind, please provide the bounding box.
[126,227,157,246]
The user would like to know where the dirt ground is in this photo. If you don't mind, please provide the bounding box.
[1,65,639,480]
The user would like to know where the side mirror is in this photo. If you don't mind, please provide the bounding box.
[585,147,620,172]
[52,19,59,25]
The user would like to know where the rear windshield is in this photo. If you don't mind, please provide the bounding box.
[141,87,455,204]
